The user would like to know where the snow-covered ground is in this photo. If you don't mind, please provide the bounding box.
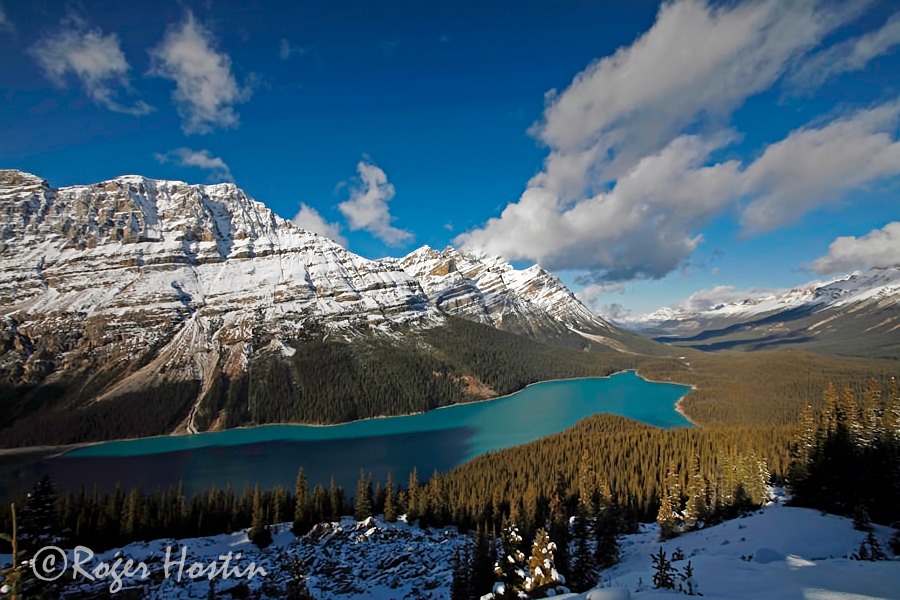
[564,496,900,600]
[2,498,898,598]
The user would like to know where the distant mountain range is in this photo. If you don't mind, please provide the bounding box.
[0,170,654,445]
[616,268,900,357]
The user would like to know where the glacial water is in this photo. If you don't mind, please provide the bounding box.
[2,371,690,498]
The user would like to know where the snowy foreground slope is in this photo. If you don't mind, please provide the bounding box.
[3,499,897,599]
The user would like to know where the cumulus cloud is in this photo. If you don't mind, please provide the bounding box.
[457,134,742,281]
[29,14,152,115]
[740,102,900,233]
[292,203,347,247]
[529,0,841,196]
[810,222,900,274]
[787,13,900,91]
[457,0,899,284]
[154,148,234,182]
[338,161,413,247]
[150,11,253,134]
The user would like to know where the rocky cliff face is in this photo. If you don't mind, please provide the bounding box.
[392,245,610,338]
[0,170,619,437]
[0,170,434,432]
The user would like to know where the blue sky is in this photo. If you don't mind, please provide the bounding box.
[1,0,899,316]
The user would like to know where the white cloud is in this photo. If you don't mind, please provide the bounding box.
[457,134,742,281]
[530,0,842,197]
[292,203,347,247]
[594,303,632,321]
[788,13,900,90]
[810,222,900,274]
[672,284,785,313]
[279,38,307,61]
[150,11,253,134]
[457,0,898,284]
[154,148,234,182]
[0,4,13,32]
[575,281,625,312]
[740,102,900,233]
[29,15,152,115]
[338,161,413,247]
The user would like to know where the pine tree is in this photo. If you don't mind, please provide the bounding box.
[329,478,343,521]
[594,497,620,570]
[651,547,676,589]
[578,449,597,512]
[248,485,272,549]
[355,471,373,521]
[855,530,887,561]
[521,484,538,542]
[657,463,682,540]
[384,473,397,522]
[683,455,708,531]
[547,474,570,581]
[293,467,310,535]
[656,490,679,541]
[273,486,286,527]
[450,544,470,600]
[493,522,527,599]
[407,468,420,522]
[678,560,699,596]
[18,475,60,553]
[311,484,329,525]
[471,523,494,598]
[525,527,566,596]
[569,502,597,592]
[122,487,142,538]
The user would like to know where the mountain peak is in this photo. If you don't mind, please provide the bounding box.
[394,243,609,334]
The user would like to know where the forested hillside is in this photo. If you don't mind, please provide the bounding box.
[0,318,644,447]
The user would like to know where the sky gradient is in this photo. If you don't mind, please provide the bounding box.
[2,0,899,316]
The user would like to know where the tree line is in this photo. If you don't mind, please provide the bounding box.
[0,317,641,447]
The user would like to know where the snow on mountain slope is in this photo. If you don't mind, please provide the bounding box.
[0,170,435,422]
[618,268,900,346]
[2,498,896,599]
[0,170,631,436]
[392,245,610,334]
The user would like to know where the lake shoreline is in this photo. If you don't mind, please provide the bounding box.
[0,369,694,459]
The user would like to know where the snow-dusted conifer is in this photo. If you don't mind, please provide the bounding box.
[683,456,707,531]
[492,521,527,598]
[524,527,568,596]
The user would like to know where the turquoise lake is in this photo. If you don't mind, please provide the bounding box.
[2,371,691,498]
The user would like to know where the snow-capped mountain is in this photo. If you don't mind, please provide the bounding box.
[391,245,610,337]
[618,268,900,356]
[0,170,624,437]
[0,170,435,419]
